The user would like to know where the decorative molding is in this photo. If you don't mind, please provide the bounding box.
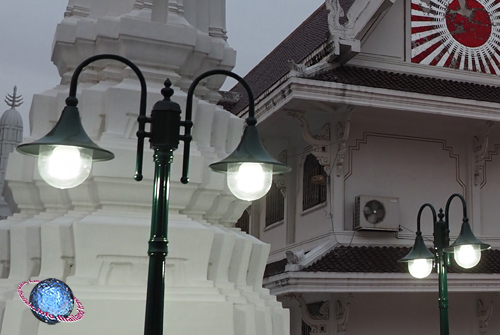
[480,144,500,189]
[478,296,495,335]
[287,111,330,144]
[252,82,293,119]
[326,0,346,33]
[474,122,494,187]
[4,86,23,108]
[287,110,331,175]
[264,272,500,296]
[288,58,336,79]
[326,0,369,32]
[252,76,500,124]
[285,250,305,272]
[284,238,338,272]
[345,132,466,197]
[273,150,288,197]
[286,293,329,334]
[325,0,365,60]
[336,294,353,334]
[278,150,287,165]
[335,106,353,177]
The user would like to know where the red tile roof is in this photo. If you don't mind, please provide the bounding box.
[227,4,330,114]
[311,66,500,104]
[264,245,500,277]
[223,3,500,115]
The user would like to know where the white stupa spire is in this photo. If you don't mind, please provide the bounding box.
[0,86,24,219]
[4,86,23,109]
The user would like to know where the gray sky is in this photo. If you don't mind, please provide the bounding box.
[0,0,324,133]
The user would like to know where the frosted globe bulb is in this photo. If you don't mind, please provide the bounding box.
[38,145,93,189]
[454,244,481,269]
[408,259,433,279]
[227,163,272,201]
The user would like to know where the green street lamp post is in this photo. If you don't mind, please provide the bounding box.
[399,193,490,335]
[16,54,291,335]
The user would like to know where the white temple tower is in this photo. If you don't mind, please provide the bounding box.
[0,87,23,219]
[0,1,289,334]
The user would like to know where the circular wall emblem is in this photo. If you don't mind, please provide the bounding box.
[411,0,500,74]
[445,0,492,47]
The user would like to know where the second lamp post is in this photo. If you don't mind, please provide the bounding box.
[399,193,490,335]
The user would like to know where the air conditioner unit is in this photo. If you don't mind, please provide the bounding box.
[354,195,400,231]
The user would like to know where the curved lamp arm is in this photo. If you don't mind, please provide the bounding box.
[416,203,437,234]
[65,54,149,181]
[399,203,436,279]
[180,70,257,184]
[444,193,468,228]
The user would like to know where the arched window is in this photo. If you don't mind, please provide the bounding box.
[265,182,284,227]
[302,154,327,210]
[235,207,250,234]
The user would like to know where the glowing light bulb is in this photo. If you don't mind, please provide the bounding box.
[454,244,481,269]
[227,163,272,201]
[408,258,433,279]
[38,145,92,189]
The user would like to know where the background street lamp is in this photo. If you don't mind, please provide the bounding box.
[399,193,491,335]
[16,54,291,335]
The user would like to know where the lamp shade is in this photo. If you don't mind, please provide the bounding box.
[443,220,491,253]
[16,101,114,162]
[209,124,290,201]
[443,219,490,268]
[16,99,114,189]
[209,125,290,174]
[399,234,435,278]
[399,234,435,263]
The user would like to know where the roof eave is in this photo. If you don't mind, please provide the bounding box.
[263,271,500,295]
[252,76,500,124]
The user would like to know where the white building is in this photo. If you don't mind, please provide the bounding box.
[225,1,500,334]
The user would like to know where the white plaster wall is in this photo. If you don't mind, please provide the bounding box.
[257,102,491,255]
[360,0,405,59]
[342,109,474,238]
[344,133,466,236]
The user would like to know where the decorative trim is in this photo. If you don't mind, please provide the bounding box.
[4,86,23,108]
[264,272,500,296]
[286,293,329,333]
[478,296,495,335]
[287,111,331,175]
[474,122,494,187]
[278,150,288,164]
[335,106,353,177]
[326,0,346,33]
[478,135,500,189]
[252,76,500,124]
[326,0,369,32]
[285,250,305,272]
[336,294,353,334]
[274,150,288,198]
[345,132,466,196]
